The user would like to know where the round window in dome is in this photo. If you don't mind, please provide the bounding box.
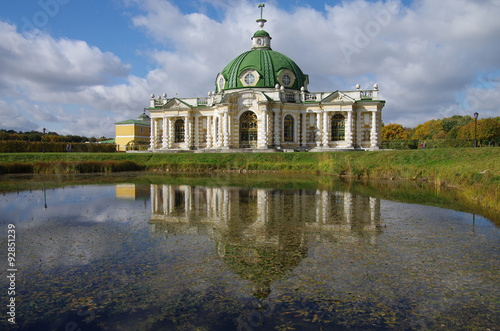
[282,74,292,86]
[278,70,296,87]
[244,72,255,85]
[240,70,259,87]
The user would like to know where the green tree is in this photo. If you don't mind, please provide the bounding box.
[457,118,500,141]
[381,123,409,140]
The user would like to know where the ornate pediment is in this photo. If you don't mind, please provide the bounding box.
[162,98,192,110]
[321,91,355,104]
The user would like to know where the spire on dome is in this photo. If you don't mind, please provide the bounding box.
[256,3,266,29]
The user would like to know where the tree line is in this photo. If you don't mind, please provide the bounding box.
[0,129,112,143]
[381,115,500,143]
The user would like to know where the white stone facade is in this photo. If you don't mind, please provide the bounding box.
[148,86,384,152]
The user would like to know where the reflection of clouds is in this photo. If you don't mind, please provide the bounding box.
[0,181,497,330]
[280,200,499,321]
[0,186,150,227]
[0,185,152,269]
[19,222,121,269]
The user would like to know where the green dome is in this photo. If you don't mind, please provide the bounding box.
[253,29,271,38]
[216,48,308,92]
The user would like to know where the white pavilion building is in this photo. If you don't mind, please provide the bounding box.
[147,8,385,152]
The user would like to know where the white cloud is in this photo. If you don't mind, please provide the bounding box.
[0,21,130,96]
[127,0,500,126]
[1,0,499,136]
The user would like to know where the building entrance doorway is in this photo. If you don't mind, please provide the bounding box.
[239,111,258,148]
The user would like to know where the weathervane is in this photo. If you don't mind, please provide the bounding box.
[256,3,267,28]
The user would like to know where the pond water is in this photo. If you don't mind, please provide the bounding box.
[0,174,498,330]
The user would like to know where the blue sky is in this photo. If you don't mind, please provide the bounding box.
[0,0,499,137]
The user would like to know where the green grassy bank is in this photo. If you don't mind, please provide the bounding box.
[1,148,499,218]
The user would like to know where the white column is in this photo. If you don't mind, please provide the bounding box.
[266,111,271,146]
[259,110,267,148]
[322,111,329,147]
[194,115,199,149]
[207,116,212,148]
[155,119,161,149]
[346,110,353,148]
[316,113,322,147]
[356,111,362,148]
[184,115,190,149]
[149,118,155,150]
[302,113,307,147]
[168,118,174,148]
[371,111,378,148]
[216,114,222,147]
[274,110,281,147]
[223,112,229,147]
[162,117,168,149]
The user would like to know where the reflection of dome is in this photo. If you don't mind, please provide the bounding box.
[216,29,308,92]
[220,243,307,300]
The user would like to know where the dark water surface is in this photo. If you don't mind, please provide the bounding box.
[0,174,498,330]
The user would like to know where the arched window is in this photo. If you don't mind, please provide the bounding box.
[174,119,185,143]
[331,114,345,141]
[283,114,294,142]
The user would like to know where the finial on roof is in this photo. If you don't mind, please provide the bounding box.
[256,3,267,29]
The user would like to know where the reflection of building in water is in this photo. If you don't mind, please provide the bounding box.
[150,185,381,242]
[150,184,381,299]
[116,184,151,200]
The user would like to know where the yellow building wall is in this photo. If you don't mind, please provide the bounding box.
[115,124,150,151]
